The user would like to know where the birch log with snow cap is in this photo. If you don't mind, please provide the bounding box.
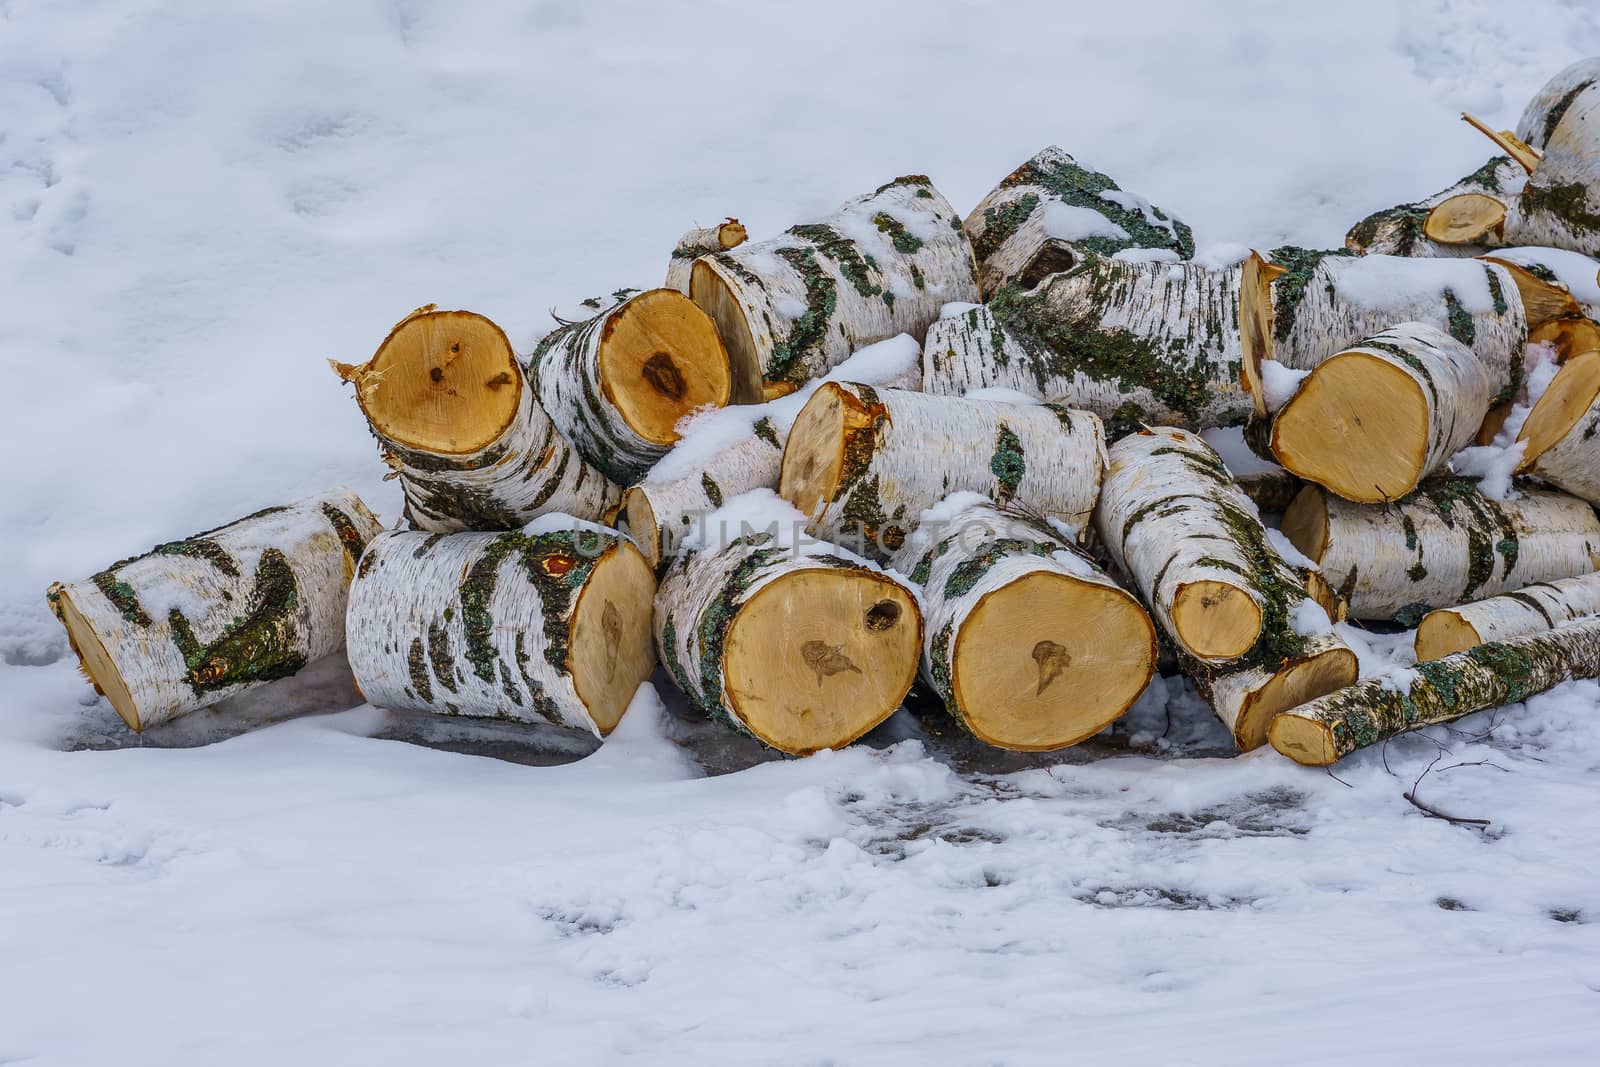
[46,489,383,732]
[527,288,733,484]
[623,336,922,569]
[1415,572,1600,662]
[779,383,1104,557]
[891,495,1156,751]
[961,146,1195,296]
[689,175,978,403]
[921,254,1253,434]
[1271,617,1600,766]
[653,503,923,756]
[1091,429,1355,747]
[345,525,656,736]
[665,219,747,294]
[1239,249,1526,417]
[1478,246,1600,356]
[1281,480,1600,622]
[1267,322,1495,503]
[1516,348,1600,505]
[1345,158,1528,258]
[332,306,620,531]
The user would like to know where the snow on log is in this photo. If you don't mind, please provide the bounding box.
[665,219,747,294]
[46,489,383,732]
[333,307,620,532]
[1415,572,1600,662]
[1240,248,1526,416]
[1280,480,1600,622]
[1478,246,1600,356]
[921,253,1253,434]
[1516,348,1600,505]
[1271,617,1600,766]
[1267,322,1495,503]
[1345,158,1528,257]
[623,335,921,568]
[961,146,1194,296]
[653,511,922,755]
[345,525,656,736]
[890,495,1157,751]
[527,288,733,484]
[780,383,1104,557]
[689,175,978,403]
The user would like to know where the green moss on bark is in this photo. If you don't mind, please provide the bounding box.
[166,549,305,695]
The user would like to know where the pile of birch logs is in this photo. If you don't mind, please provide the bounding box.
[46,59,1600,768]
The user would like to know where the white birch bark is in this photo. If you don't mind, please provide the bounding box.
[1416,572,1600,661]
[666,219,747,294]
[889,497,1156,750]
[46,489,383,732]
[782,383,1105,557]
[345,528,654,736]
[1508,82,1600,256]
[961,145,1195,296]
[1271,617,1600,766]
[1345,158,1528,257]
[1520,384,1600,505]
[690,175,977,400]
[1517,59,1600,151]
[922,254,1254,432]
[1268,322,1495,502]
[1286,482,1600,621]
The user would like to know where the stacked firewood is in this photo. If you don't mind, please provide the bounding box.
[47,60,1600,767]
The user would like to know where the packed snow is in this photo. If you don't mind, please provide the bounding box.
[4,2,1600,1063]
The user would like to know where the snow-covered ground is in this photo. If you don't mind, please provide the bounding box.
[4,2,1600,1062]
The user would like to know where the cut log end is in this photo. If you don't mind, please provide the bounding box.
[49,586,141,731]
[953,572,1157,751]
[1530,317,1600,360]
[1270,352,1430,503]
[1170,579,1263,661]
[690,258,764,405]
[1266,711,1339,767]
[717,219,748,249]
[1280,485,1330,565]
[1235,645,1358,751]
[360,309,522,455]
[1481,258,1583,327]
[1238,252,1283,416]
[622,487,662,568]
[599,289,731,446]
[568,542,658,734]
[1518,349,1600,468]
[723,569,921,755]
[1424,194,1507,245]
[779,381,857,521]
[1413,609,1485,662]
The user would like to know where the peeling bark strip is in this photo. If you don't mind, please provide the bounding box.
[665,218,747,294]
[335,307,619,532]
[1416,572,1600,662]
[1269,323,1495,503]
[1281,481,1600,622]
[780,383,1105,557]
[1271,617,1600,766]
[1241,249,1526,415]
[1345,158,1527,257]
[623,343,922,568]
[1517,349,1600,506]
[45,489,382,732]
[652,532,922,755]
[689,176,978,402]
[346,528,656,736]
[527,288,733,484]
[890,498,1156,751]
[961,145,1195,296]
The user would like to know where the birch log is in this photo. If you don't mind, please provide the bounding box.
[1240,248,1526,416]
[1345,158,1529,257]
[1516,348,1600,504]
[961,145,1194,296]
[891,496,1157,750]
[624,336,922,568]
[1268,323,1495,503]
[780,383,1104,556]
[690,175,978,403]
[1281,480,1600,621]
[527,288,732,484]
[46,489,383,732]
[922,253,1253,433]
[653,531,922,755]
[1516,58,1600,152]
[1202,631,1358,752]
[1479,246,1600,356]
[1415,572,1600,661]
[1271,618,1600,766]
[346,527,656,736]
[665,219,747,294]
[333,307,620,531]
